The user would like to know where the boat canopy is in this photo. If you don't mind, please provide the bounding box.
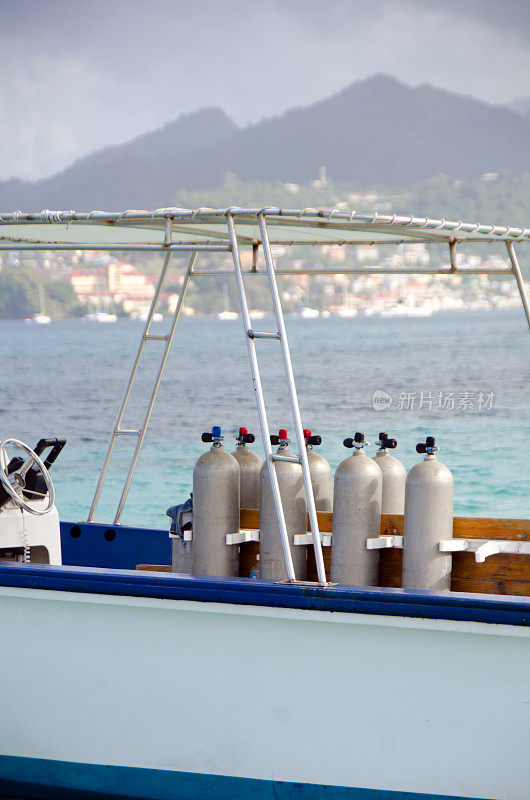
[1,207,530,248]
[4,205,529,584]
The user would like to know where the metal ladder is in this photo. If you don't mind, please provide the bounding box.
[87,249,197,524]
[87,216,327,584]
[227,212,327,584]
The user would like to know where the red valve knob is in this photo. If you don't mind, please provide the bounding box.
[239,427,248,436]
[279,428,288,440]
[303,429,311,438]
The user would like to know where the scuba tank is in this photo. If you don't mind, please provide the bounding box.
[303,429,332,512]
[192,426,240,577]
[402,436,454,592]
[331,432,382,586]
[372,432,406,515]
[231,427,263,509]
[259,429,307,581]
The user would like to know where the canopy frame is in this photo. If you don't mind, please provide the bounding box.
[3,207,530,585]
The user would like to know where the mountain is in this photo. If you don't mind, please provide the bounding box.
[0,107,237,212]
[3,75,530,211]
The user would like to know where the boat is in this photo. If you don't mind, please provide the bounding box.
[30,313,51,324]
[217,309,238,321]
[130,309,164,322]
[334,305,358,317]
[31,286,51,324]
[218,282,238,320]
[379,302,433,318]
[83,310,118,323]
[299,306,320,318]
[1,207,530,800]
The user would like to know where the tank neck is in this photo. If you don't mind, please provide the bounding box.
[424,453,437,461]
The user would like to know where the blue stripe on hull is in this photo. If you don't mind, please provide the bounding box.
[0,756,491,800]
[2,560,530,628]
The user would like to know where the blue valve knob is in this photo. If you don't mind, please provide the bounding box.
[212,426,222,438]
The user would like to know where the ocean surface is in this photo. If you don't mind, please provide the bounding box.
[1,309,529,529]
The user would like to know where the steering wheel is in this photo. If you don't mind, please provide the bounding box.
[0,438,55,515]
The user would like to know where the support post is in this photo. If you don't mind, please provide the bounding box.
[257,213,327,585]
[226,214,296,582]
[449,240,457,272]
[506,241,530,331]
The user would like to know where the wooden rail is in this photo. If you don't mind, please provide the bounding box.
[240,509,530,541]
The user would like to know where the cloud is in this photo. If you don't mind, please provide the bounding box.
[1,0,529,180]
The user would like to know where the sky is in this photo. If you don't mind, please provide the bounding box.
[2,0,530,181]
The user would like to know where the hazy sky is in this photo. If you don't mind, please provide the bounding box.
[2,0,530,181]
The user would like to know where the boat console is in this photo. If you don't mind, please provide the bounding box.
[0,437,65,565]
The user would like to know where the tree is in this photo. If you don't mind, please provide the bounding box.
[0,268,39,318]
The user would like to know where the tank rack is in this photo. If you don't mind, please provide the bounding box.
[187,520,530,563]
[236,509,530,596]
[145,509,530,596]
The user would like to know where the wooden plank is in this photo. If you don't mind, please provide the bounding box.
[450,578,530,597]
[452,553,530,581]
[136,564,171,572]
[452,517,530,541]
[240,508,260,530]
[378,551,530,583]
[240,509,530,541]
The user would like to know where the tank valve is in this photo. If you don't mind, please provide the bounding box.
[270,428,289,448]
[303,428,322,447]
[236,426,256,445]
[416,435,438,456]
[343,432,368,450]
[376,432,398,450]
[201,426,224,446]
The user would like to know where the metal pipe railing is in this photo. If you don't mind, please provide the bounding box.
[226,213,297,582]
[191,267,514,276]
[0,243,229,251]
[258,213,327,585]
[2,207,530,242]
[506,242,530,331]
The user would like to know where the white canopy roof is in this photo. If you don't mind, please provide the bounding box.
[0,207,529,248]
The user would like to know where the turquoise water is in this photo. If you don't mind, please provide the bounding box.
[1,310,529,529]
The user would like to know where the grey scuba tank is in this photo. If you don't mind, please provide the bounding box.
[231,427,262,509]
[192,425,240,578]
[259,428,307,581]
[372,432,406,515]
[402,436,454,592]
[331,432,382,586]
[303,429,332,512]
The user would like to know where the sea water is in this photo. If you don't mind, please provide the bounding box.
[1,310,529,529]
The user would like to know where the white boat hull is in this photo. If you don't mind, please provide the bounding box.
[1,578,529,799]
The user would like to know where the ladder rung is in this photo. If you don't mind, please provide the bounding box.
[248,329,280,339]
[271,454,300,464]
[144,334,169,341]
[115,429,141,436]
